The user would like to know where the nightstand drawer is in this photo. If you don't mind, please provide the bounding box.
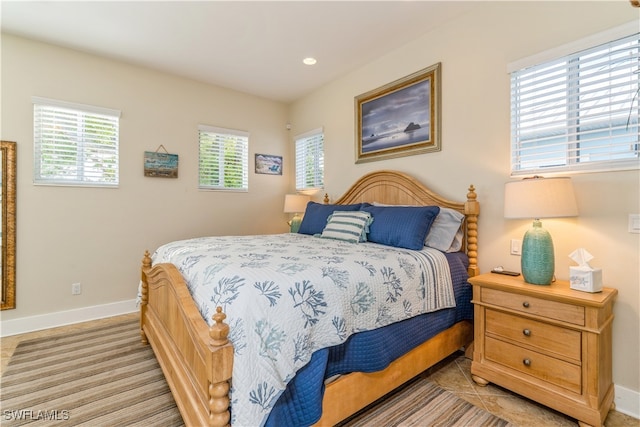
[470,274,617,426]
[485,336,581,394]
[486,309,581,361]
[481,288,585,325]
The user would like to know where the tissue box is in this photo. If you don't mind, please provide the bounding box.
[569,267,603,293]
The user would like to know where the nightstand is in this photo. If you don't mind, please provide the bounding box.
[469,273,617,427]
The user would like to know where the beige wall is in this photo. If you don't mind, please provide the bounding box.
[1,0,638,412]
[1,34,291,320]
[290,2,640,398]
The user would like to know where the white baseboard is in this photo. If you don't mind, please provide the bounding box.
[615,384,640,420]
[0,299,138,337]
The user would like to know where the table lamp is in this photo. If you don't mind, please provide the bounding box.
[504,176,578,285]
[284,194,310,233]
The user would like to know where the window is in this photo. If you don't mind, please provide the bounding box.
[295,128,324,191]
[198,125,248,191]
[33,97,120,186]
[510,26,639,175]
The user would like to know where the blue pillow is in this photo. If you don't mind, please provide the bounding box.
[362,205,441,250]
[298,202,363,235]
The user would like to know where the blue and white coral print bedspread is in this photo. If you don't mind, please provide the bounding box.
[151,233,456,427]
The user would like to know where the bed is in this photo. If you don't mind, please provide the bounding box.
[140,170,480,427]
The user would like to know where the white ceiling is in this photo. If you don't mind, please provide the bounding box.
[1,1,479,103]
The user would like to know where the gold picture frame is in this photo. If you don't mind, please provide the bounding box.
[1,140,16,310]
[355,63,441,163]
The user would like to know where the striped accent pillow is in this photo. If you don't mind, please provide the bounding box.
[319,211,373,243]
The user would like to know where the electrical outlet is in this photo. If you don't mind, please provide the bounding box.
[71,283,82,295]
[510,239,522,256]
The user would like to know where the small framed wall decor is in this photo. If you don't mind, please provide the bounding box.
[255,153,282,175]
[144,145,179,178]
[355,63,441,163]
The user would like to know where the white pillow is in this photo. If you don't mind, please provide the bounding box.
[425,208,465,252]
[319,211,373,243]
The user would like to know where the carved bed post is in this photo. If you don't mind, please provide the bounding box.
[140,250,151,344]
[208,307,232,427]
[464,185,480,276]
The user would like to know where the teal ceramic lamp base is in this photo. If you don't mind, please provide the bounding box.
[289,214,303,233]
[521,219,554,285]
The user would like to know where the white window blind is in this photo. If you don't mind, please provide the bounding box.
[33,97,120,187]
[295,128,324,191]
[510,29,639,176]
[198,125,248,191]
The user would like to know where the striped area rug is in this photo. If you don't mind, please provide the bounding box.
[339,376,512,427]
[1,318,183,426]
[2,317,510,427]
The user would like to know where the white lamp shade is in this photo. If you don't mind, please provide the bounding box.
[504,177,578,219]
[284,194,310,213]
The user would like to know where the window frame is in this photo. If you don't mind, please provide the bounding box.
[295,127,324,192]
[32,96,120,187]
[508,23,639,176]
[198,124,249,192]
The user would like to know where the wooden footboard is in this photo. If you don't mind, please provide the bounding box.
[140,170,479,427]
[140,252,233,427]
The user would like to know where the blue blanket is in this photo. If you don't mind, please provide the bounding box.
[265,252,472,426]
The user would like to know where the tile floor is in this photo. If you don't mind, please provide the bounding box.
[424,352,639,427]
[1,314,638,427]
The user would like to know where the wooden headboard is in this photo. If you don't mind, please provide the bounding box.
[326,170,480,276]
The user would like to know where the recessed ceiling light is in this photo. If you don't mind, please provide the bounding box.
[303,57,317,65]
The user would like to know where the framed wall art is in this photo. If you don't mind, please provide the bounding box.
[255,153,282,175]
[355,63,441,163]
[144,145,179,178]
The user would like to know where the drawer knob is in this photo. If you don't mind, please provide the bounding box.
[523,358,532,367]
[522,301,530,308]
[523,329,531,337]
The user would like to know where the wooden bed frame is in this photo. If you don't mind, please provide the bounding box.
[140,170,480,427]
